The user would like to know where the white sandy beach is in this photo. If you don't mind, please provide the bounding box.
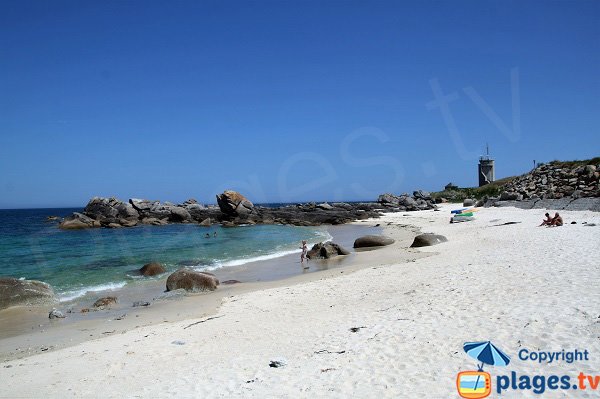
[1,204,599,398]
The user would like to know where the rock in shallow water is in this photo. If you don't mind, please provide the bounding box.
[139,262,166,277]
[166,269,219,292]
[306,242,350,259]
[59,212,99,229]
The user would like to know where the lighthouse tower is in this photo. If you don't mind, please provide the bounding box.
[478,145,495,187]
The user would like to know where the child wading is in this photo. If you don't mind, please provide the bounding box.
[300,240,309,269]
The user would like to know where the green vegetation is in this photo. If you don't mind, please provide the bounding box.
[431,176,517,202]
[545,157,600,169]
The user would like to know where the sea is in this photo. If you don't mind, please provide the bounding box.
[0,208,331,302]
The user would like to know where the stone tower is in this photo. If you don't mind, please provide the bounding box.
[478,145,495,186]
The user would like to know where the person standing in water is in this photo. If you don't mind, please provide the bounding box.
[300,240,308,268]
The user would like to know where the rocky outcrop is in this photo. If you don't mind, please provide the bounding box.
[58,188,442,229]
[410,233,448,247]
[306,242,350,259]
[484,160,600,211]
[257,202,381,226]
[216,191,256,217]
[139,262,166,277]
[377,191,436,211]
[498,161,599,201]
[129,199,193,223]
[59,197,221,229]
[353,235,395,248]
[0,278,57,310]
[85,197,139,222]
[59,212,100,229]
[166,269,219,292]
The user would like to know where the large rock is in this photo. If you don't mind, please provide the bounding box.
[377,192,436,211]
[180,199,206,214]
[199,218,212,227]
[139,262,166,276]
[353,235,395,248]
[216,191,255,216]
[130,199,194,222]
[59,212,99,229]
[168,206,192,222]
[141,217,168,225]
[84,197,139,221]
[60,197,140,229]
[306,242,350,259]
[499,191,522,201]
[129,198,160,213]
[84,197,119,219]
[166,269,219,292]
[413,190,432,200]
[410,233,448,247]
[0,278,57,310]
[115,202,139,220]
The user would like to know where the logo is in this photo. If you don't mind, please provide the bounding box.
[456,371,491,398]
[456,341,510,399]
[456,341,598,396]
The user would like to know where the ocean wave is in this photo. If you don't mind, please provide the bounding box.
[196,231,333,271]
[59,281,127,302]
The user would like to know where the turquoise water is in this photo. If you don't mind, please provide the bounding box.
[0,208,330,301]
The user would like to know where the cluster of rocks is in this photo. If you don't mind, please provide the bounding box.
[0,261,221,314]
[500,162,599,201]
[377,190,437,211]
[60,197,223,229]
[59,191,392,229]
[485,161,600,211]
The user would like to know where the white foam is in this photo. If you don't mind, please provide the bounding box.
[196,231,333,271]
[59,281,128,302]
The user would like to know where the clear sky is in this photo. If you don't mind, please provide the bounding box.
[1,0,598,208]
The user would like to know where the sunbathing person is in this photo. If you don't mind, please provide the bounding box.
[539,213,552,226]
[551,212,563,226]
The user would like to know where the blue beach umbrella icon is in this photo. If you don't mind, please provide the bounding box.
[463,341,510,393]
[464,341,511,370]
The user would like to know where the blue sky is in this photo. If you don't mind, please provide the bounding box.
[1,0,598,208]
